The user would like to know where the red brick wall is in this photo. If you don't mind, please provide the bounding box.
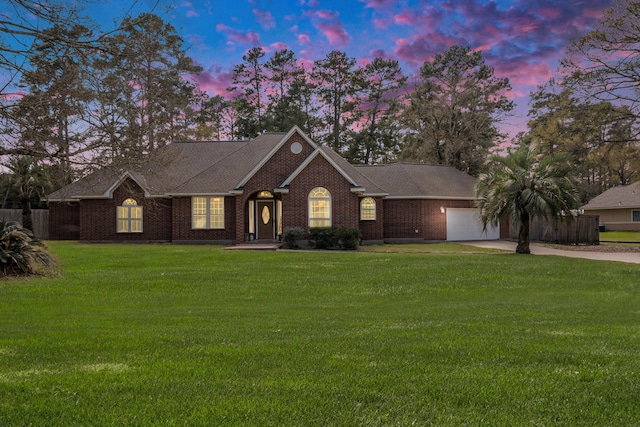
[284,155,360,236]
[78,178,172,242]
[48,202,80,240]
[359,197,384,241]
[383,199,475,240]
[172,196,236,242]
[234,133,317,243]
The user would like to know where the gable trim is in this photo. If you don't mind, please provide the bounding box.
[280,148,362,189]
[104,171,153,198]
[234,126,318,190]
[49,171,159,201]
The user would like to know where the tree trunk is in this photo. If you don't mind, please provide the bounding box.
[21,196,34,237]
[516,211,530,254]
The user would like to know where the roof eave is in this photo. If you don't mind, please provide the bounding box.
[166,192,237,197]
[583,205,640,210]
[384,195,477,200]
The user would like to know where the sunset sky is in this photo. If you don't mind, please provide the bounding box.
[94,0,614,137]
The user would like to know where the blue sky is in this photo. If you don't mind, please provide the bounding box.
[73,1,618,136]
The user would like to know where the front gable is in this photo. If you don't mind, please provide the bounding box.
[235,126,318,192]
[278,149,363,194]
[238,130,317,197]
[282,153,362,230]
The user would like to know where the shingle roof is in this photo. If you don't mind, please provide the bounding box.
[48,128,477,201]
[318,147,387,196]
[582,181,640,210]
[355,162,477,199]
[48,134,286,200]
[169,133,286,194]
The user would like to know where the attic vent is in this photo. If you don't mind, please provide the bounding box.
[291,142,303,154]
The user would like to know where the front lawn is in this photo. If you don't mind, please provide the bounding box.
[600,231,640,243]
[1,242,639,425]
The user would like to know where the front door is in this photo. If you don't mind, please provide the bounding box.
[257,200,274,239]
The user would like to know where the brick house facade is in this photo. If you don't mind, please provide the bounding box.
[48,127,500,244]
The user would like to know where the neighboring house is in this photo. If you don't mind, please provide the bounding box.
[582,181,640,231]
[47,126,505,244]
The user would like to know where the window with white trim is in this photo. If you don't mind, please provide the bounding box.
[633,210,640,222]
[192,196,225,229]
[360,197,376,220]
[117,198,143,233]
[308,187,331,228]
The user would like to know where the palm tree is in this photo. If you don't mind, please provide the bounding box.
[476,145,579,254]
[7,157,51,237]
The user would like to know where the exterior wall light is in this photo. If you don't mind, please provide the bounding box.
[440,206,445,213]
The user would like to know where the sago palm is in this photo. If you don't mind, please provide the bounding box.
[476,145,579,254]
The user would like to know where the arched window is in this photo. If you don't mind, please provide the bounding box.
[360,197,376,220]
[308,187,331,228]
[117,198,143,233]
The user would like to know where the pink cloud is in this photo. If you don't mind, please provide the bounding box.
[360,0,398,8]
[181,1,200,18]
[193,64,235,98]
[373,18,388,30]
[393,10,415,26]
[297,33,311,45]
[306,9,351,46]
[270,41,290,51]
[315,9,338,20]
[216,24,261,46]
[253,8,276,30]
[316,21,351,46]
[297,58,314,72]
[497,61,554,88]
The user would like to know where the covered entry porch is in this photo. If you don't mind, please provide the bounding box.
[246,190,283,242]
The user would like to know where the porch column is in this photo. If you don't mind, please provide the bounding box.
[235,194,245,244]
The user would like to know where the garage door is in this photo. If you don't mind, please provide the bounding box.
[446,208,499,241]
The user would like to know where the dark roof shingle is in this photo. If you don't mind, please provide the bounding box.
[355,163,477,199]
[582,181,640,210]
[48,129,478,201]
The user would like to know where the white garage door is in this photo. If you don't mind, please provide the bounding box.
[446,208,500,241]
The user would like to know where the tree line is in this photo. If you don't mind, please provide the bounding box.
[0,0,639,215]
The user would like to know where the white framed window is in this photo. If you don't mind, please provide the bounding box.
[192,196,225,229]
[117,198,143,233]
[309,187,331,228]
[633,210,640,222]
[360,197,376,220]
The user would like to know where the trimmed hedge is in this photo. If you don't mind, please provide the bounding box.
[308,227,361,250]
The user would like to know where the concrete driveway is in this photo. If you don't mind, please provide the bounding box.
[464,240,640,265]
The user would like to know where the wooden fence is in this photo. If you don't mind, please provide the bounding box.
[512,214,599,245]
[0,209,49,239]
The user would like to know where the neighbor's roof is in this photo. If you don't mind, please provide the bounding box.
[582,181,640,210]
[355,162,478,199]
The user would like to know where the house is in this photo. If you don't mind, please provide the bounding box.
[47,126,505,244]
[582,181,640,231]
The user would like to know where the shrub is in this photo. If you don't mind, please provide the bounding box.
[336,227,361,250]
[282,227,305,249]
[308,227,338,250]
[0,221,51,275]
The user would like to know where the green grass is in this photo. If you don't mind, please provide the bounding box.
[600,231,640,243]
[359,242,507,254]
[1,242,640,425]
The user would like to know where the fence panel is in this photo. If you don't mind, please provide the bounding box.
[0,209,49,239]
[512,215,599,245]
